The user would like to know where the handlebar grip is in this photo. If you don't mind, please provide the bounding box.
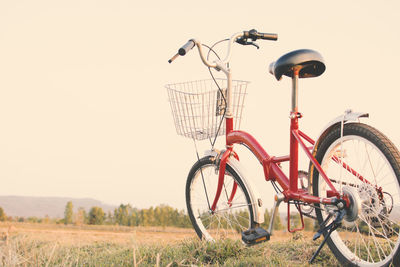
[178,40,195,56]
[258,32,278,41]
[245,29,278,41]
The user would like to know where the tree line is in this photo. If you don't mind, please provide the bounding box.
[64,202,317,230]
[0,203,191,227]
[0,202,317,232]
[62,202,193,228]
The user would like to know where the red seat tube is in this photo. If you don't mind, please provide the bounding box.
[289,69,300,194]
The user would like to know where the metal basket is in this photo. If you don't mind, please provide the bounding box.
[166,79,249,141]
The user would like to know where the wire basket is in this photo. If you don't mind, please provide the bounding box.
[166,79,249,141]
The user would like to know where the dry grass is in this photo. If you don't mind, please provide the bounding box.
[0,222,197,246]
[0,222,314,246]
[0,222,339,266]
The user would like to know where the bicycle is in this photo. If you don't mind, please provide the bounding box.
[166,29,400,266]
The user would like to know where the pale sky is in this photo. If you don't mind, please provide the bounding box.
[0,1,399,210]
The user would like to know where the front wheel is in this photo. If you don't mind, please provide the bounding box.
[311,123,400,266]
[186,156,254,241]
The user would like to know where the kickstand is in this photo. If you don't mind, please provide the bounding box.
[309,210,345,264]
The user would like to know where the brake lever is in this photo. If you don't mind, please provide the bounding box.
[236,38,259,49]
[249,42,259,49]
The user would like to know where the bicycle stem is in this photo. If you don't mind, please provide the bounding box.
[192,32,244,69]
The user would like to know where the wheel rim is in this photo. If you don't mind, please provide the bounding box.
[189,164,252,241]
[318,135,400,266]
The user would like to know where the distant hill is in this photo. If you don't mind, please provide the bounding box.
[0,196,116,218]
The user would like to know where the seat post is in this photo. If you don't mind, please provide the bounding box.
[291,69,299,112]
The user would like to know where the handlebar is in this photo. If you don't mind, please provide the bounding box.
[178,40,195,56]
[258,33,278,40]
[168,39,195,63]
[243,29,278,41]
[168,29,277,66]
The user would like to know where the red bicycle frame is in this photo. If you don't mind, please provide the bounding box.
[209,70,370,231]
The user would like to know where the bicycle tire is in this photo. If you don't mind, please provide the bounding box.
[311,123,400,266]
[186,156,254,241]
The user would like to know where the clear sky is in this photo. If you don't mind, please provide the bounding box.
[0,0,399,210]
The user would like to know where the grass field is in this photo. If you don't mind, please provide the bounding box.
[0,222,340,266]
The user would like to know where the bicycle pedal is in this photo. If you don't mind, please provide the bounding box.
[241,227,270,245]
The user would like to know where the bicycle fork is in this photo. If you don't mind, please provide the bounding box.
[210,149,231,212]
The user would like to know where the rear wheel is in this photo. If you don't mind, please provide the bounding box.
[311,123,400,266]
[186,156,254,241]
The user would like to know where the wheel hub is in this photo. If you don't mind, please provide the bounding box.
[342,186,362,224]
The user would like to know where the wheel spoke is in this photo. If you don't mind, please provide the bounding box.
[355,221,375,262]
[358,214,394,259]
[360,203,400,235]
[214,203,252,212]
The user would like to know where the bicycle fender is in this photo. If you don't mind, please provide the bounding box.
[313,109,369,151]
[227,157,265,224]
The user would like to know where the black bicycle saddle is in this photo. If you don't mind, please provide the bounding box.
[269,49,325,80]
